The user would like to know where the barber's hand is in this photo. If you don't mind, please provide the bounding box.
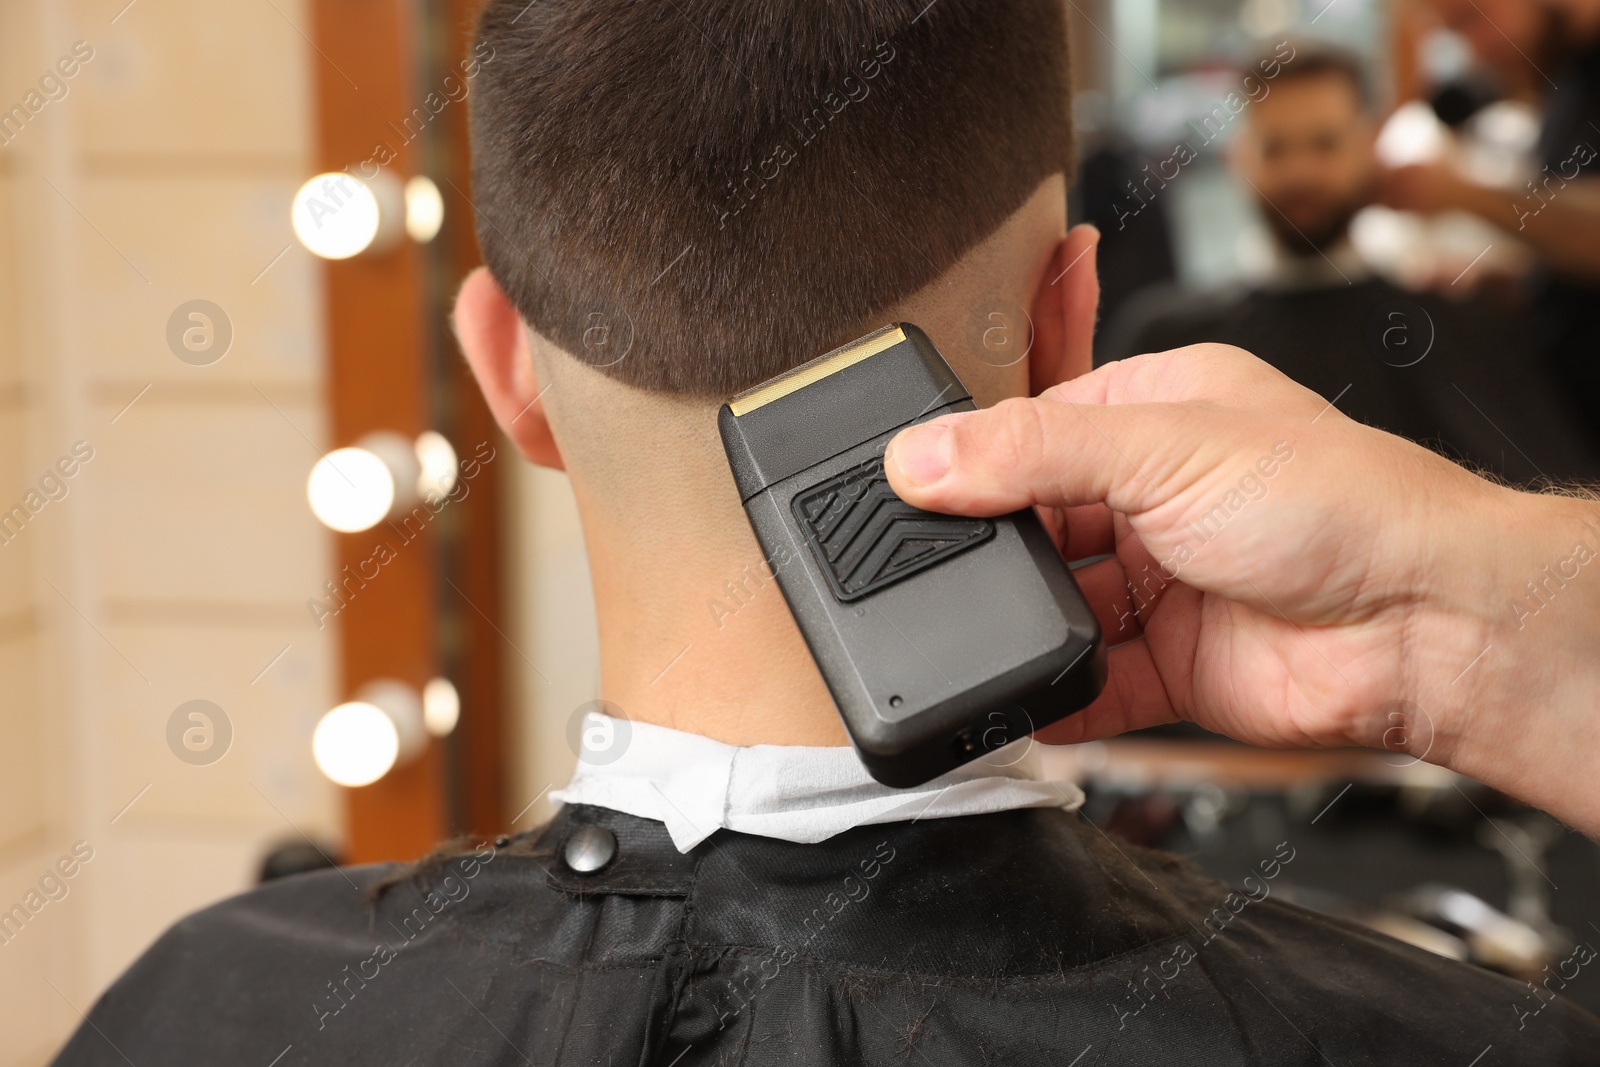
[885,347,1600,833]
[1377,161,1468,216]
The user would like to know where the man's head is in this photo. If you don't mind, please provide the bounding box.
[453,0,1096,746]
[1231,44,1376,257]
[464,0,1075,397]
[455,0,1095,521]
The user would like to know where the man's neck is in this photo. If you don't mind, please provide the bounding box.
[588,528,850,747]
[559,392,850,748]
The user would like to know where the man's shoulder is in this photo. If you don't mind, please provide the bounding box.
[674,807,1600,1063]
[1093,887,1600,1064]
[50,808,1600,1065]
[53,865,396,1061]
[52,844,546,1065]
[145,861,411,966]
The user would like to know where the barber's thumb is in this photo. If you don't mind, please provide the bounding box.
[884,410,1008,514]
[889,418,958,483]
[887,396,1126,515]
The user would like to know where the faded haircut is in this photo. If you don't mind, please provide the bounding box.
[469,0,1074,395]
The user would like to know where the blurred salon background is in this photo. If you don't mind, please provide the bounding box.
[0,0,1597,1061]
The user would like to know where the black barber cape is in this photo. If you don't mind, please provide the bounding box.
[54,805,1600,1065]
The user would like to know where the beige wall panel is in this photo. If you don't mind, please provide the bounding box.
[0,840,81,1067]
[0,637,44,851]
[82,828,296,1002]
[88,396,332,604]
[94,622,336,832]
[508,464,594,829]
[73,175,322,387]
[0,0,332,1061]
[70,0,311,159]
[0,410,37,616]
[0,174,17,388]
[0,0,50,148]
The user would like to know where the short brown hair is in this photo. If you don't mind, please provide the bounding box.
[469,0,1074,395]
[1258,40,1371,110]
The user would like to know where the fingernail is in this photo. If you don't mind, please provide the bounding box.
[888,423,953,487]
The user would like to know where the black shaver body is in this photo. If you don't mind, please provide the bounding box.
[718,323,1105,787]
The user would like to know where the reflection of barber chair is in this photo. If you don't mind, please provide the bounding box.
[257,839,342,883]
[1480,815,1565,934]
[1395,885,1553,979]
[1042,734,1600,1012]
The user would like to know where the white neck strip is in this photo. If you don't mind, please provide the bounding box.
[551,713,1085,852]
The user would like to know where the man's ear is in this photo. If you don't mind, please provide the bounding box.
[1028,223,1100,395]
[453,267,563,470]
